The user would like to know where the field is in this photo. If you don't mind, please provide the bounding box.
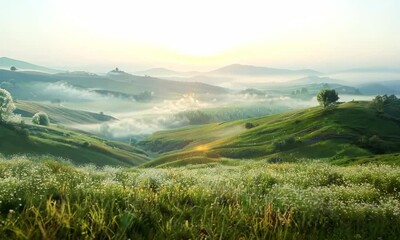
[1,156,400,239]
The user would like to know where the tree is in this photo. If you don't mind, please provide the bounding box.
[0,88,16,122]
[10,66,17,71]
[32,112,50,126]
[317,89,339,109]
[371,95,384,113]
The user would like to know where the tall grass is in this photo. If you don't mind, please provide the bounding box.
[0,155,399,239]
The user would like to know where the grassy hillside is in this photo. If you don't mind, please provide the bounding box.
[15,101,116,125]
[140,101,400,167]
[0,122,149,166]
[1,157,400,239]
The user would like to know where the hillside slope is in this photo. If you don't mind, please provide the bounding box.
[140,101,400,167]
[15,101,116,125]
[0,122,149,166]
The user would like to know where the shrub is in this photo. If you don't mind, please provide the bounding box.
[357,135,386,154]
[32,112,50,126]
[245,122,255,129]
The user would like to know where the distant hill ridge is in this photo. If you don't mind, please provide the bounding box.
[0,57,61,73]
[135,64,321,77]
[210,64,321,76]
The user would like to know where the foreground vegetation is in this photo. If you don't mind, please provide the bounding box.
[1,156,400,239]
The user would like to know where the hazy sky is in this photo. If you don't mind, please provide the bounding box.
[1,0,399,72]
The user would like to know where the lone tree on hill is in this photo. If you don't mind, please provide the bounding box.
[32,112,50,126]
[10,66,17,71]
[317,89,339,109]
[371,95,384,113]
[0,88,16,122]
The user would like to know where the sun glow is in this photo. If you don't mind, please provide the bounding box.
[54,0,337,57]
[2,0,400,70]
[195,145,209,152]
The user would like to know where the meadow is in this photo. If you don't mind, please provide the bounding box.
[1,156,399,239]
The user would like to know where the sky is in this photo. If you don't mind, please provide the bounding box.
[1,0,399,72]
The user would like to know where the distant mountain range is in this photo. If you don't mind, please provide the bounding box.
[209,64,321,76]
[2,57,400,95]
[135,64,321,77]
[358,80,400,95]
[335,68,400,74]
[135,68,201,77]
[0,57,61,73]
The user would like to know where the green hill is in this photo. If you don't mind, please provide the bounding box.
[0,122,149,166]
[139,101,400,167]
[15,100,116,125]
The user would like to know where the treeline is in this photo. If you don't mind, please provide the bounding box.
[174,106,288,125]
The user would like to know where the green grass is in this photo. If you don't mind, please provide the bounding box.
[140,101,400,166]
[1,156,400,239]
[0,122,149,166]
[15,101,115,125]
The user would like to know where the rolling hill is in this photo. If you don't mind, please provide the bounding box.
[0,57,61,73]
[139,101,400,167]
[0,121,149,166]
[14,101,116,125]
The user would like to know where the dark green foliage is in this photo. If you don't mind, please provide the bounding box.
[10,66,17,71]
[371,95,385,113]
[317,89,339,108]
[245,122,255,129]
[357,135,387,154]
[371,94,399,113]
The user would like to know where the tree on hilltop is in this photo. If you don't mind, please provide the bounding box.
[317,89,339,109]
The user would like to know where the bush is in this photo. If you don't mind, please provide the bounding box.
[32,112,50,126]
[245,122,255,129]
[357,135,386,154]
